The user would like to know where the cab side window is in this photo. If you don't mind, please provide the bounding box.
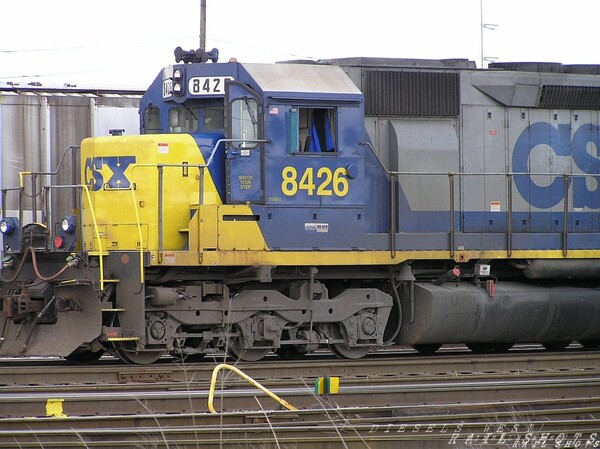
[292,107,336,152]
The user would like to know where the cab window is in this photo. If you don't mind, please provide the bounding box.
[204,106,224,131]
[143,106,162,134]
[231,97,258,148]
[291,107,336,152]
[169,106,198,133]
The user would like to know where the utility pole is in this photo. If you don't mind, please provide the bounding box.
[200,0,206,50]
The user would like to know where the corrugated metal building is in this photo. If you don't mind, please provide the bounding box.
[0,86,142,222]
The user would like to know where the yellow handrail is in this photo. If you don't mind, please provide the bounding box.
[208,363,297,414]
[81,185,104,291]
[18,171,32,189]
[129,185,145,285]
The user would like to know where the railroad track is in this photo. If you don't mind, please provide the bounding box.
[1,348,599,448]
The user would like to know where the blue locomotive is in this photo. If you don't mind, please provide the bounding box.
[1,50,599,363]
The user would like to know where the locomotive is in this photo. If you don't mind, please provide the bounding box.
[1,50,600,364]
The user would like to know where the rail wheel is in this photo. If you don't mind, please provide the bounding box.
[65,348,105,364]
[328,324,372,359]
[108,314,165,364]
[579,340,600,348]
[542,341,571,351]
[412,344,442,355]
[226,329,270,362]
[466,342,513,353]
[114,343,165,365]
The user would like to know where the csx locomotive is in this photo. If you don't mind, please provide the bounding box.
[1,51,600,364]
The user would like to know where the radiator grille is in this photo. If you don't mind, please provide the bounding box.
[364,70,460,116]
[538,85,600,109]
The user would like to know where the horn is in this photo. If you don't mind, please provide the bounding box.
[206,48,219,63]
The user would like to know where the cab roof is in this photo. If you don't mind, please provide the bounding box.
[240,62,362,102]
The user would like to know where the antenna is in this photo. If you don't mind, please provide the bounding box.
[200,0,206,50]
[480,0,498,67]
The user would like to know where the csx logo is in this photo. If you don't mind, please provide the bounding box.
[513,122,600,209]
[85,156,136,191]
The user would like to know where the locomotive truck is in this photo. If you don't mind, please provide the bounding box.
[1,51,600,363]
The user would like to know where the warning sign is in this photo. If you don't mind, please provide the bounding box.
[490,201,501,212]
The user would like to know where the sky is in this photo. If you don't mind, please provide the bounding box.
[0,0,598,90]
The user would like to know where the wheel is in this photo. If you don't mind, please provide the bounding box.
[115,345,165,365]
[227,336,270,362]
[579,340,600,349]
[466,343,513,353]
[65,348,105,364]
[108,314,165,364]
[412,344,442,355]
[328,324,372,359]
[542,341,571,351]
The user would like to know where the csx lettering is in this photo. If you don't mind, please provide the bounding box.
[85,156,136,191]
[281,166,349,197]
[513,122,600,209]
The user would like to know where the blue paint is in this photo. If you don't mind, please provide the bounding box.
[85,156,136,191]
[512,122,571,209]
[512,122,600,209]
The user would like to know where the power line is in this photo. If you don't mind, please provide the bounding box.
[0,36,196,54]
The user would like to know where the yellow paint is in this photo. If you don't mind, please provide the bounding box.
[81,134,222,253]
[46,399,67,417]
[281,165,349,197]
[217,205,267,251]
[198,205,218,250]
[149,248,600,267]
[315,376,340,395]
[208,363,297,414]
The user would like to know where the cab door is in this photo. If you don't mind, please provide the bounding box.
[224,81,264,204]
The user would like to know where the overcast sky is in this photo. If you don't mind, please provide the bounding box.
[0,0,598,89]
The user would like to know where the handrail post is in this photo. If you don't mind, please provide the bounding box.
[157,165,164,257]
[1,189,5,219]
[81,185,104,292]
[44,185,51,246]
[31,174,37,223]
[129,185,145,286]
[199,166,204,205]
[390,173,396,258]
[449,173,455,258]
[563,174,569,257]
[507,173,513,257]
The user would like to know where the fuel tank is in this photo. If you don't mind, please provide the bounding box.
[398,281,600,345]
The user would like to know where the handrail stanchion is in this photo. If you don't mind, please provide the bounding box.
[507,173,513,257]
[563,175,570,257]
[449,173,455,258]
[390,172,396,259]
